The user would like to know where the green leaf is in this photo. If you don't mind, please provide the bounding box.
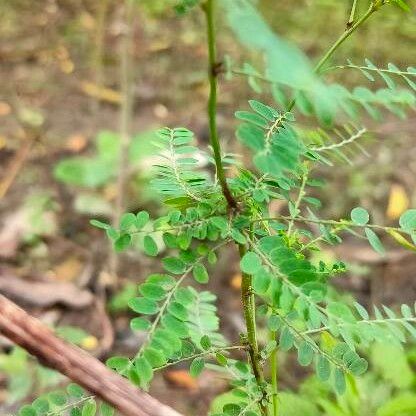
[32,398,50,413]
[200,335,212,350]
[349,356,368,376]
[253,269,271,294]
[134,357,153,384]
[334,368,346,394]
[67,383,84,398]
[82,400,96,416]
[143,348,167,368]
[190,357,205,377]
[136,211,150,229]
[114,234,131,252]
[163,257,187,274]
[89,219,110,230]
[365,227,385,254]
[240,251,262,274]
[120,213,137,230]
[106,356,130,372]
[161,314,189,338]
[350,207,369,225]
[139,283,165,300]
[193,263,209,284]
[399,209,416,232]
[18,406,37,416]
[167,301,188,321]
[128,297,159,314]
[298,341,314,366]
[392,0,411,11]
[267,315,281,331]
[279,327,294,351]
[100,403,114,416]
[143,235,158,256]
[130,317,151,331]
[248,100,277,121]
[316,355,331,381]
[48,392,67,406]
[353,302,369,320]
[230,228,247,244]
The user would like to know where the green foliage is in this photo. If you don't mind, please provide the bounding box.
[19,0,416,415]
[15,384,107,416]
[236,100,304,179]
[224,2,415,125]
[54,130,157,215]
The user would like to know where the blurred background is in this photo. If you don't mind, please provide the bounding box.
[0,0,415,414]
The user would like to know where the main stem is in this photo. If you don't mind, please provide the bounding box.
[270,330,278,416]
[203,1,265,413]
[110,0,135,277]
[203,0,237,209]
[239,245,268,415]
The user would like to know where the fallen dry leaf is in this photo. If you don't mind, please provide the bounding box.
[0,102,11,116]
[230,273,242,290]
[52,257,84,282]
[65,133,88,153]
[164,370,198,391]
[80,81,121,104]
[0,269,93,309]
[386,184,409,220]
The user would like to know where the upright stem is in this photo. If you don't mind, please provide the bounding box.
[116,0,134,222]
[92,0,110,113]
[202,0,237,209]
[239,245,268,416]
[270,330,278,416]
[201,6,264,404]
[110,0,135,276]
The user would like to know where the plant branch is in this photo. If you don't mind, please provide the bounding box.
[314,2,378,74]
[252,214,408,235]
[0,295,182,416]
[202,0,237,209]
[153,345,246,371]
[347,0,359,28]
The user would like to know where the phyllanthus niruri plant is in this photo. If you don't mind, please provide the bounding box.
[18,0,416,415]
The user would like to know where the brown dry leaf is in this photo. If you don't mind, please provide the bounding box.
[52,257,84,282]
[0,271,93,309]
[65,133,88,153]
[230,273,242,290]
[80,81,121,104]
[80,12,96,30]
[164,370,198,391]
[0,102,11,116]
[386,184,409,220]
[60,59,74,74]
[0,136,6,150]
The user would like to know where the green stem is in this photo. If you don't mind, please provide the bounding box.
[270,331,278,416]
[110,0,134,277]
[347,0,359,28]
[202,0,237,209]
[239,244,268,416]
[314,2,377,74]
[233,1,380,113]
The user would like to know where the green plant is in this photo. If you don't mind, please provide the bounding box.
[19,0,416,415]
[54,130,158,215]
